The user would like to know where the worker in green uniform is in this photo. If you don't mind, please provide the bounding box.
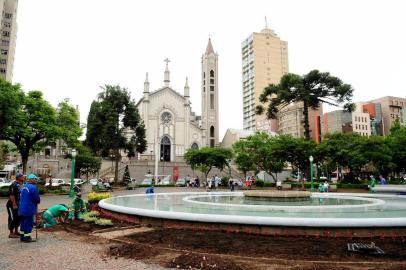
[71,193,86,220]
[369,175,376,193]
[42,204,69,228]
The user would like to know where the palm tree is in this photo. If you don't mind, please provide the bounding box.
[256,70,354,140]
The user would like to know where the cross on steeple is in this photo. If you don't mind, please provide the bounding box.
[164,58,170,86]
[164,58,170,67]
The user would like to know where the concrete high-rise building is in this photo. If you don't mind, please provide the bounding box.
[241,23,289,131]
[0,0,18,82]
[368,96,406,135]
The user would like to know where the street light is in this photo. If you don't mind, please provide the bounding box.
[69,149,77,198]
[309,155,314,192]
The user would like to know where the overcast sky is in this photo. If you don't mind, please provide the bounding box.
[13,0,406,139]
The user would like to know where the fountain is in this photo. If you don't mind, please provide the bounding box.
[99,191,406,237]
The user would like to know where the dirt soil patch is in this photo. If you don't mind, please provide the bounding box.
[166,252,249,270]
[110,229,406,269]
[41,219,132,234]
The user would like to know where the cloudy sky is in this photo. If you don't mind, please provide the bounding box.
[13,0,406,139]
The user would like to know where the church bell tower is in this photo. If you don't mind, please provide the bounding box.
[201,38,219,147]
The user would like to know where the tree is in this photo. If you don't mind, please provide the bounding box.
[386,126,406,175]
[85,85,147,182]
[0,83,81,173]
[74,144,102,180]
[233,137,258,179]
[232,132,285,181]
[122,165,131,182]
[184,147,233,183]
[256,70,354,140]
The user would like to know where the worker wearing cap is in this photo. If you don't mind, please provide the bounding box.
[18,174,41,242]
[6,173,25,238]
[71,193,86,220]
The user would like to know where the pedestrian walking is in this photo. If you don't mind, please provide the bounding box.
[18,174,41,242]
[6,173,24,238]
[379,175,387,185]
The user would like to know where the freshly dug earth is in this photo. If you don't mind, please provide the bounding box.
[112,229,406,269]
[166,253,248,270]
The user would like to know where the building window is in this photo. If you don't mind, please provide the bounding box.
[0,68,6,73]
[3,22,11,28]
[210,70,214,78]
[2,31,10,37]
[191,143,199,150]
[210,126,215,137]
[210,94,214,109]
[0,59,6,64]
[210,86,214,91]
[4,13,12,19]
[0,49,7,55]
[1,40,9,46]
[210,79,214,84]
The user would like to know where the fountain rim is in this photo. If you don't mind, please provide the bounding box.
[99,192,406,228]
[181,193,385,211]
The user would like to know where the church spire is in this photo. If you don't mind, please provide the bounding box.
[205,38,214,55]
[143,72,150,93]
[164,58,170,87]
[184,77,190,97]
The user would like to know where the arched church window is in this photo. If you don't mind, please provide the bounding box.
[210,126,215,137]
[161,112,172,124]
[191,143,199,149]
[210,70,214,78]
[161,136,171,145]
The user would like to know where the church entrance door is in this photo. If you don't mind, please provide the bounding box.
[160,136,171,162]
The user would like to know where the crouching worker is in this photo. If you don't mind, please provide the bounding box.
[71,193,86,220]
[18,174,41,243]
[42,204,69,228]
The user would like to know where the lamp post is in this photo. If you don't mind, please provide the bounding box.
[150,150,153,173]
[69,149,77,198]
[309,155,314,192]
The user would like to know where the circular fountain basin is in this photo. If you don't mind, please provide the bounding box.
[243,190,311,201]
[99,192,406,229]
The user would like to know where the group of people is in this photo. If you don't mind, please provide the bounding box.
[6,173,87,243]
[6,173,41,242]
[318,181,330,193]
[185,175,200,188]
[206,175,221,191]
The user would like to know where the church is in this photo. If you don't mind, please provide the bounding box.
[136,39,219,162]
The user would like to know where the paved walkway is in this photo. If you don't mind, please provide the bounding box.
[0,187,197,270]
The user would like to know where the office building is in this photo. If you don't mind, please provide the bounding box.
[0,0,18,82]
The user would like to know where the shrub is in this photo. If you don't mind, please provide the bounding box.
[83,216,98,223]
[254,179,264,187]
[87,192,111,203]
[95,218,113,226]
[221,176,230,186]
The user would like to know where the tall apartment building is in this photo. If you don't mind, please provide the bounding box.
[241,24,289,131]
[368,96,406,135]
[0,0,18,82]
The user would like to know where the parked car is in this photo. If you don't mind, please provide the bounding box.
[45,179,66,187]
[0,178,11,188]
[156,175,172,186]
[73,178,85,185]
[141,178,153,186]
[176,178,186,187]
[89,178,103,186]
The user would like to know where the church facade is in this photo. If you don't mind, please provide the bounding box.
[136,39,219,162]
